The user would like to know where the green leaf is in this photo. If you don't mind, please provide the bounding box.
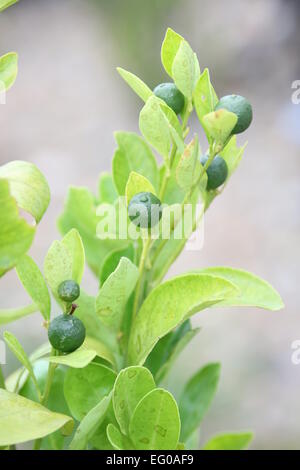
[112,131,159,196]
[3,331,39,393]
[44,229,84,304]
[125,171,156,205]
[0,389,73,446]
[83,336,115,366]
[139,96,172,160]
[113,366,156,435]
[179,363,221,441]
[202,109,237,146]
[47,348,97,369]
[98,172,118,204]
[220,136,247,178]
[0,179,35,277]
[100,244,134,285]
[117,67,152,102]
[61,228,85,284]
[129,388,180,450]
[0,304,37,326]
[58,186,127,276]
[90,399,117,450]
[161,28,183,77]
[172,40,199,100]
[128,274,237,365]
[193,68,218,141]
[176,136,201,190]
[69,394,111,450]
[64,363,116,421]
[198,267,284,311]
[0,52,18,91]
[107,423,133,450]
[16,255,51,321]
[0,161,50,223]
[0,0,18,13]
[96,257,139,331]
[203,432,253,450]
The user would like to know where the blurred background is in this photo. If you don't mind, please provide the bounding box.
[0,0,299,449]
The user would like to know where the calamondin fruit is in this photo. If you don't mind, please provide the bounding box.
[153,82,185,115]
[0,23,283,453]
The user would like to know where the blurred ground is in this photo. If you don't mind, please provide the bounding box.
[0,0,299,449]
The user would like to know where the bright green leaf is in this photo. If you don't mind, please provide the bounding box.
[220,136,247,178]
[98,172,118,204]
[176,136,201,190]
[161,28,183,77]
[203,432,253,450]
[47,348,96,369]
[193,68,218,122]
[172,40,198,99]
[125,171,156,206]
[117,67,152,102]
[61,228,85,284]
[113,366,156,435]
[128,274,237,365]
[179,363,221,441]
[107,423,133,450]
[83,336,115,366]
[198,267,284,311]
[16,255,51,321]
[0,0,18,13]
[0,303,37,326]
[0,389,73,446]
[96,257,139,331]
[112,131,159,196]
[64,363,116,421]
[0,160,50,223]
[202,109,237,146]
[100,244,134,285]
[129,388,180,450]
[0,52,18,90]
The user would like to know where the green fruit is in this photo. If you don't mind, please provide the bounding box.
[200,155,228,190]
[215,94,253,134]
[48,314,86,353]
[153,83,185,115]
[57,280,80,302]
[128,192,162,229]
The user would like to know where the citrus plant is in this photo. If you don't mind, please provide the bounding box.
[0,25,284,451]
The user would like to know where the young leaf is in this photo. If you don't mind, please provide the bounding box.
[0,0,18,13]
[16,255,51,321]
[129,388,180,450]
[3,331,39,392]
[139,96,172,160]
[198,267,284,311]
[0,304,37,326]
[61,228,85,284]
[172,40,199,100]
[0,389,73,446]
[98,172,118,204]
[0,179,35,277]
[113,366,156,435]
[179,363,221,441]
[113,131,159,196]
[117,67,152,102]
[125,171,156,205]
[47,348,97,369]
[161,28,183,77]
[0,52,18,91]
[128,274,237,365]
[176,136,201,190]
[0,160,50,223]
[107,423,133,450]
[193,68,218,123]
[64,363,116,420]
[203,432,253,450]
[96,257,139,331]
[69,394,111,450]
[220,136,247,177]
[100,244,134,285]
[202,109,237,146]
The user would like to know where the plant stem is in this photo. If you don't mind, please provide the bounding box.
[132,235,152,319]
[159,144,177,202]
[0,366,5,389]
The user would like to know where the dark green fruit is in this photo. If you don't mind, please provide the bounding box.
[215,94,253,134]
[200,155,228,190]
[128,192,162,229]
[48,314,86,353]
[153,83,185,115]
[57,280,80,302]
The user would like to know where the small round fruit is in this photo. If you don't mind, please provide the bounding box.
[153,83,185,115]
[57,280,80,302]
[200,155,228,190]
[215,94,253,134]
[128,192,162,229]
[48,314,86,353]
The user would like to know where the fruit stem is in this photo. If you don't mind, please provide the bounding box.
[69,303,78,315]
[132,235,152,320]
